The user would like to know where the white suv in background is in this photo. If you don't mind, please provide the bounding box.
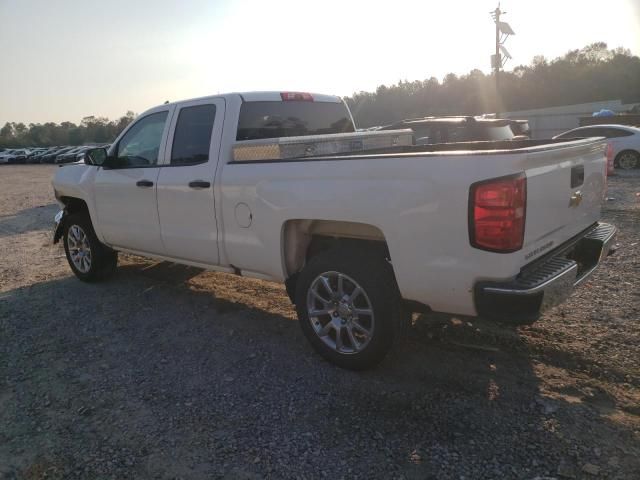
[554,125,640,170]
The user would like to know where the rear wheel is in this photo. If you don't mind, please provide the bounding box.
[616,150,639,170]
[295,247,400,370]
[63,213,118,282]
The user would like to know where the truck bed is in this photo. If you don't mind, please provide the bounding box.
[221,136,607,316]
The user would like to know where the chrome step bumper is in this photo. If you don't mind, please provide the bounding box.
[475,222,617,323]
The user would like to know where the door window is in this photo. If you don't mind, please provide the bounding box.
[558,128,596,138]
[586,128,606,137]
[170,105,217,166]
[115,111,168,167]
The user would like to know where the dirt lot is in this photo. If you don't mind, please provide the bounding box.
[0,165,638,479]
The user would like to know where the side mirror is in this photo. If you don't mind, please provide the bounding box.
[84,147,108,166]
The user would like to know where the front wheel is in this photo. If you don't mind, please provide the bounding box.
[295,248,400,370]
[63,213,118,282]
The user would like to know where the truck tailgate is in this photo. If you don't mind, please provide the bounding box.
[523,139,607,261]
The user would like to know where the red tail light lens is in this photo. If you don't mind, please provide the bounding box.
[280,92,314,101]
[469,173,527,252]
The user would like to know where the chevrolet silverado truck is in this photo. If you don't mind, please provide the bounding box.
[52,91,616,370]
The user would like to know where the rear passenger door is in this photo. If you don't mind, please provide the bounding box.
[156,98,225,265]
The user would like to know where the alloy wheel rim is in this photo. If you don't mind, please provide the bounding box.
[67,225,92,273]
[618,153,638,170]
[306,271,375,354]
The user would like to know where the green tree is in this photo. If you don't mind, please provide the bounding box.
[345,42,640,127]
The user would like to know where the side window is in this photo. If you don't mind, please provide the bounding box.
[585,127,607,137]
[170,104,216,166]
[562,128,594,138]
[433,127,446,143]
[115,111,168,167]
[450,126,470,142]
[605,128,633,138]
[411,126,431,144]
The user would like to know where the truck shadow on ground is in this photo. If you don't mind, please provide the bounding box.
[0,203,58,238]
[2,260,637,479]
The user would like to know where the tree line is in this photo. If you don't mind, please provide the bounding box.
[1,42,638,147]
[346,42,640,127]
[0,112,136,149]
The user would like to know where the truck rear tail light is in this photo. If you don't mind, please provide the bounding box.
[280,92,314,101]
[469,173,527,253]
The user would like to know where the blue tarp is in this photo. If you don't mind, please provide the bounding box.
[592,109,615,117]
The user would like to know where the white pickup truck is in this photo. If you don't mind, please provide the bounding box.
[52,91,616,370]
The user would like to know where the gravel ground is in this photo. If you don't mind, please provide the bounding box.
[0,165,638,480]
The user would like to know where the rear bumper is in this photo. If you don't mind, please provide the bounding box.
[474,222,616,323]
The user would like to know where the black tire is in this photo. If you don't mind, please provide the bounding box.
[295,247,401,370]
[615,150,640,170]
[63,213,118,282]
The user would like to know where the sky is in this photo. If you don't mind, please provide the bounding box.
[0,0,639,125]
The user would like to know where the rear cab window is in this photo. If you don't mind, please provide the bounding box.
[236,100,355,141]
[479,124,515,141]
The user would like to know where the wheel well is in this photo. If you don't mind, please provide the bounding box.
[282,219,390,302]
[305,235,390,263]
[60,196,90,216]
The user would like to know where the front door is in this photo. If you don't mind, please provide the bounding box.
[156,98,225,265]
[94,109,172,254]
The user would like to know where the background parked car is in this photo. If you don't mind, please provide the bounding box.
[43,146,73,163]
[0,145,112,165]
[27,148,48,163]
[378,116,515,145]
[34,147,59,163]
[71,146,93,163]
[56,146,91,164]
[0,148,30,164]
[553,124,640,169]
[0,149,14,164]
[54,148,80,164]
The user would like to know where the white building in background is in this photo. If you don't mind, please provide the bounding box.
[501,100,637,139]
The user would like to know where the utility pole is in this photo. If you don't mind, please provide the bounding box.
[490,4,514,118]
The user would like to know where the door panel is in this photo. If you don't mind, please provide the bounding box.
[94,108,173,254]
[94,167,164,253]
[156,98,225,265]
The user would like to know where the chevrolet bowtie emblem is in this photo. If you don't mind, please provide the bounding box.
[569,190,583,207]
